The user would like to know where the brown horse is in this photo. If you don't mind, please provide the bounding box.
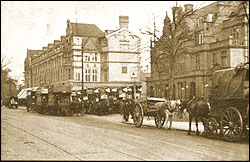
[179,97,210,135]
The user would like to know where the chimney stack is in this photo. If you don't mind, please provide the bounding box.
[184,4,193,13]
[119,16,129,29]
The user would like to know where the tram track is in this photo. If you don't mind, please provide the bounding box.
[2,120,146,161]
[2,107,249,161]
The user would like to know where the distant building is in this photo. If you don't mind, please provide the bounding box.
[147,1,249,100]
[24,16,141,90]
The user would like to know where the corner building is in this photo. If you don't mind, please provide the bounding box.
[147,1,249,100]
[24,16,141,90]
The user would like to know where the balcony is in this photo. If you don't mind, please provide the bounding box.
[210,38,247,50]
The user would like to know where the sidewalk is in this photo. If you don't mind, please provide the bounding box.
[87,113,204,132]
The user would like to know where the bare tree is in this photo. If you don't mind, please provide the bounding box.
[140,5,199,98]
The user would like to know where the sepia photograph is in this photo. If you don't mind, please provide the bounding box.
[1,1,249,161]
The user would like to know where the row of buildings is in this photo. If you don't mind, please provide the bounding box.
[24,16,146,95]
[24,1,249,100]
[147,1,249,100]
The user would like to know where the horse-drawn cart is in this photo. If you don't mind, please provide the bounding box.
[133,97,167,129]
[206,63,249,142]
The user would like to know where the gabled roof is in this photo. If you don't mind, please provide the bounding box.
[71,23,105,38]
[105,27,140,39]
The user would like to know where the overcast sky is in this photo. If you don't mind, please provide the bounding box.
[1,1,215,85]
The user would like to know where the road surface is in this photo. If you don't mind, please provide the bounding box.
[1,106,249,160]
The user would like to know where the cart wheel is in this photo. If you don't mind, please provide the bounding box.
[155,111,166,129]
[206,117,218,139]
[221,107,243,142]
[133,103,144,128]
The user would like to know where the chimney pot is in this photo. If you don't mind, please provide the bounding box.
[119,16,129,29]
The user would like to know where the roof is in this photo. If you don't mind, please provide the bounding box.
[71,23,105,38]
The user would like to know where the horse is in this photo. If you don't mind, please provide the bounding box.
[179,96,210,135]
[153,99,181,130]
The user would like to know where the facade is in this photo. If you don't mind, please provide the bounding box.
[147,1,249,100]
[24,16,141,90]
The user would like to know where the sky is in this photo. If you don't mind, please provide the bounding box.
[1,1,215,85]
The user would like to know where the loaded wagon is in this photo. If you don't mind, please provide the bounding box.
[205,63,249,142]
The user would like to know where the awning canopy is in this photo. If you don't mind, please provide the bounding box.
[17,89,28,99]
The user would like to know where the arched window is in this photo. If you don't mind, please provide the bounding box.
[92,65,97,82]
[85,65,90,82]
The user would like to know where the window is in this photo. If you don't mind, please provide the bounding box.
[92,53,97,61]
[76,72,81,81]
[198,17,204,26]
[85,53,90,62]
[120,44,129,51]
[122,66,127,74]
[68,69,71,79]
[85,67,90,82]
[92,67,97,82]
[198,34,204,44]
[212,53,217,66]
[196,54,200,70]
[221,51,227,68]
[230,27,239,39]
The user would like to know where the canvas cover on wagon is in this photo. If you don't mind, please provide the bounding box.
[211,65,248,100]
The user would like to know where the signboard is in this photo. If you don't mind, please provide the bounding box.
[41,89,48,94]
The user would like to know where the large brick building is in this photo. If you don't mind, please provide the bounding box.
[24,16,141,90]
[147,1,249,100]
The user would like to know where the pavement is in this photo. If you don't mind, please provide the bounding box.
[15,106,204,132]
[87,113,204,133]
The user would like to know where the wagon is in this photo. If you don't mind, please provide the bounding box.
[26,87,38,112]
[133,97,166,129]
[70,90,82,114]
[47,85,72,116]
[36,87,48,114]
[205,63,249,142]
[8,96,18,109]
[109,87,120,113]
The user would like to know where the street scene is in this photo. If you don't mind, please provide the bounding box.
[1,1,249,161]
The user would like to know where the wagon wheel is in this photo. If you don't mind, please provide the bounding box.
[133,103,144,128]
[221,107,243,142]
[155,111,166,129]
[206,117,218,139]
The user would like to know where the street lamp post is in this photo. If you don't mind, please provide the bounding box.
[81,46,84,99]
